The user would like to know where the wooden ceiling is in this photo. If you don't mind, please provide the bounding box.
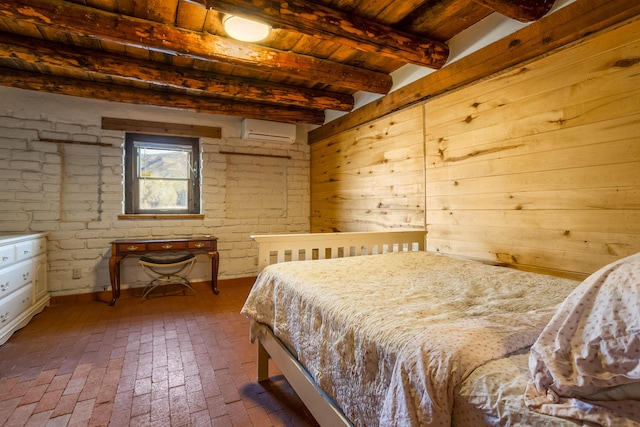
[0,0,557,125]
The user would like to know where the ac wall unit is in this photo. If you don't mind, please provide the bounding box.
[241,118,296,144]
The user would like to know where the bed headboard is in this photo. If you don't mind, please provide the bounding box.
[251,231,426,271]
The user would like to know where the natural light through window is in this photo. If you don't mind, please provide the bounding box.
[124,133,200,215]
[136,142,191,211]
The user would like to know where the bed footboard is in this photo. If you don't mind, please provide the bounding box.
[251,230,426,271]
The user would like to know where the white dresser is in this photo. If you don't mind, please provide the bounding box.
[0,233,49,346]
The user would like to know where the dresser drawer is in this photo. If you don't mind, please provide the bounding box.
[0,260,32,297]
[0,284,33,328]
[0,245,14,269]
[15,241,33,262]
[33,238,47,257]
[0,234,47,346]
[16,240,33,261]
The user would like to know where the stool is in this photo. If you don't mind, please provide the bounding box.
[138,252,196,300]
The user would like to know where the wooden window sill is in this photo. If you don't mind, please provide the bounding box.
[118,214,205,220]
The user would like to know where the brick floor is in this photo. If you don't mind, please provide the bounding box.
[0,281,319,427]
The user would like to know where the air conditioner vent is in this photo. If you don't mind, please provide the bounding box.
[241,119,296,144]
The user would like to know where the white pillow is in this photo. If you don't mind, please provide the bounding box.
[524,252,640,425]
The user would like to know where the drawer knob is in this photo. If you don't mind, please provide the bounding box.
[1,283,8,291]
[127,246,139,251]
[2,256,8,261]
[161,244,173,249]
[194,243,205,248]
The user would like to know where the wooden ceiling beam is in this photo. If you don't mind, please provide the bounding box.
[0,68,326,125]
[0,33,354,112]
[200,0,449,69]
[0,0,392,94]
[472,0,555,22]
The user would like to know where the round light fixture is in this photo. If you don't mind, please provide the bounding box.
[223,15,271,42]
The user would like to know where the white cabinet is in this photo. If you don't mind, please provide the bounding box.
[0,233,49,346]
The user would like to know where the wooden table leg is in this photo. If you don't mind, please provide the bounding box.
[108,255,122,305]
[210,250,219,294]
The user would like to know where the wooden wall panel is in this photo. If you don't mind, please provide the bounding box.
[425,18,640,278]
[310,106,425,232]
[310,17,640,278]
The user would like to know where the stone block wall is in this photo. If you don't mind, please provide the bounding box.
[0,87,311,296]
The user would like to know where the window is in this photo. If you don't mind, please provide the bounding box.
[124,133,200,215]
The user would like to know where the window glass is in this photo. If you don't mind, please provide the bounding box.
[124,134,200,214]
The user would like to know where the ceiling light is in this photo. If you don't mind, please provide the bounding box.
[223,15,271,42]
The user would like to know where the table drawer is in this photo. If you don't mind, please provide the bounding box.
[147,242,187,251]
[116,243,148,254]
[189,240,215,250]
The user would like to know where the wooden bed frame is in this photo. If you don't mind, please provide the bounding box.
[249,230,426,427]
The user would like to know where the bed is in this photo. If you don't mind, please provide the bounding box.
[241,231,640,427]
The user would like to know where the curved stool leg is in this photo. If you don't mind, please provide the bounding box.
[138,254,196,301]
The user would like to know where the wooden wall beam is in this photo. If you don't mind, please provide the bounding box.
[101,118,222,139]
[0,0,392,94]
[472,0,555,22]
[201,0,449,69]
[0,33,353,112]
[0,68,325,125]
[309,0,640,144]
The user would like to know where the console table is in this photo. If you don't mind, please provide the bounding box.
[109,236,219,305]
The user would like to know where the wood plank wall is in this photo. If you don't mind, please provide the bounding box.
[310,17,640,278]
[310,106,425,232]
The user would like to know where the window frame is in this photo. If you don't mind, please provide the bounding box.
[124,133,201,215]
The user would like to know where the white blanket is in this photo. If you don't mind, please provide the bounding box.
[241,251,579,426]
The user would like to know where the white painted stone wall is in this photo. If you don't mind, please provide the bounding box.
[0,87,311,296]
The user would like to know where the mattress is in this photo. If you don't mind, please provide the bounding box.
[241,251,580,426]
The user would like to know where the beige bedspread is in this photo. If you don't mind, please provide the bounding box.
[241,251,579,426]
[453,351,585,426]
